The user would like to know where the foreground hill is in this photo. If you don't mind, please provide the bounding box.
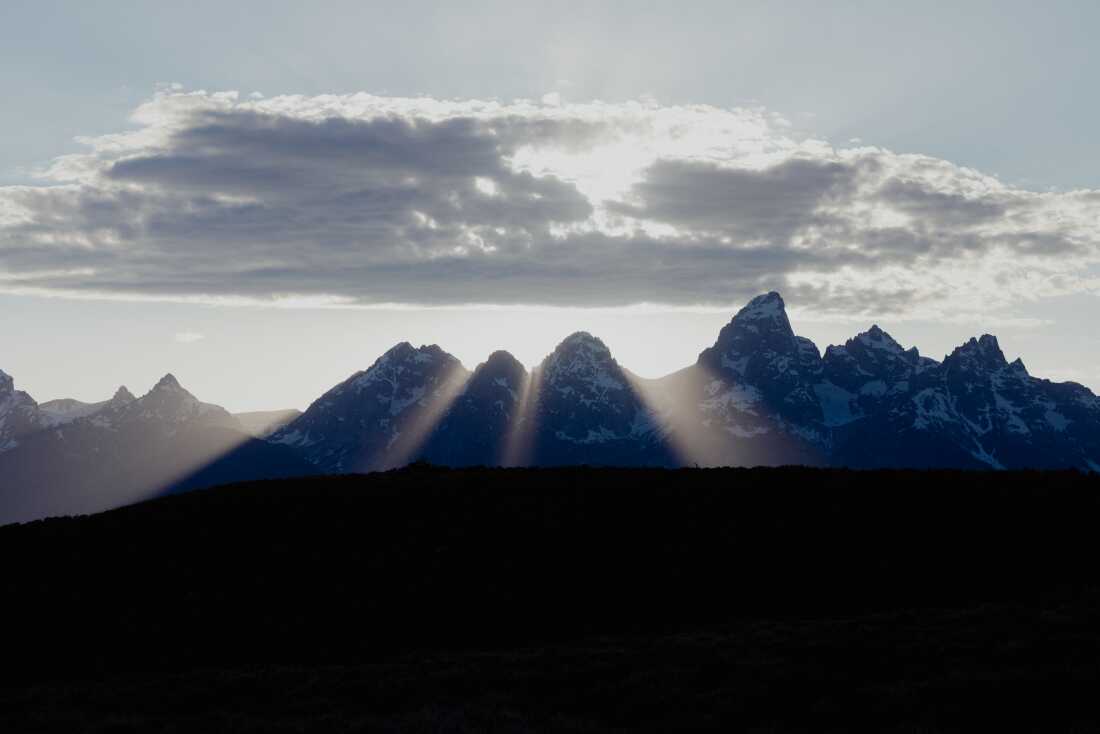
[4,465,1099,661]
[3,465,1100,731]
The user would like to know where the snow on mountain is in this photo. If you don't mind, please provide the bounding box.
[527,332,673,466]
[271,342,469,472]
[6,290,1100,505]
[0,369,48,453]
[670,291,829,465]
[828,330,1100,470]
[0,372,309,525]
[816,325,936,428]
[39,386,137,427]
[421,350,529,466]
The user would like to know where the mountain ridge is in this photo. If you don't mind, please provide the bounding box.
[3,292,1100,523]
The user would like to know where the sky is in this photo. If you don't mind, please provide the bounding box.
[2,1,1100,412]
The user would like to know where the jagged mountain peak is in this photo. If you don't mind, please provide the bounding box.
[738,291,786,317]
[354,341,462,385]
[545,332,618,382]
[730,291,791,328]
[824,323,929,375]
[699,292,805,379]
[112,386,136,403]
[152,373,183,391]
[461,351,527,398]
[854,324,905,354]
[376,341,454,368]
[134,374,232,427]
[476,350,527,381]
[273,340,468,473]
[555,331,611,355]
[711,291,797,351]
[484,349,524,369]
[947,334,1008,370]
[0,369,13,395]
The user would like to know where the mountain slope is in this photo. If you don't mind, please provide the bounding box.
[0,375,313,524]
[527,332,675,466]
[654,292,830,467]
[271,343,469,473]
[0,369,48,453]
[234,409,303,439]
[832,333,1100,470]
[421,350,529,466]
[4,291,1100,525]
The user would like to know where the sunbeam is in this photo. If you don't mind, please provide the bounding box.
[501,366,543,467]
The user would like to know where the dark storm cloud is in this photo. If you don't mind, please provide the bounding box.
[1,92,1098,313]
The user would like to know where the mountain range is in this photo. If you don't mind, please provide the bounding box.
[2,291,1099,523]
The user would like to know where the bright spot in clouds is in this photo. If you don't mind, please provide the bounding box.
[0,88,1099,325]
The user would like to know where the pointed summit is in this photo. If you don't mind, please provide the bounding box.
[112,386,136,403]
[0,368,13,395]
[350,342,464,393]
[702,292,800,374]
[725,292,794,336]
[370,342,454,372]
[544,332,618,384]
[947,334,1008,370]
[862,325,897,345]
[852,324,907,356]
[474,350,525,377]
[462,350,527,397]
[153,373,183,391]
[736,291,786,317]
[724,292,795,337]
[381,341,416,360]
[555,331,611,354]
[978,334,1003,355]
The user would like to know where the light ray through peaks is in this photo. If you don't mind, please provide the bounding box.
[622,369,706,468]
[97,380,256,508]
[500,365,543,468]
[140,424,254,499]
[381,362,470,470]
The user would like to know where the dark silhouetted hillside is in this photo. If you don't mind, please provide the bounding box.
[3,464,1100,732]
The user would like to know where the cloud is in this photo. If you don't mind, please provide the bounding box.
[174,331,205,344]
[1,88,1099,320]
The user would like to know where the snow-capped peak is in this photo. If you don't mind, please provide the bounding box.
[542,332,626,396]
[701,292,801,374]
[854,325,905,355]
[546,332,615,377]
[737,291,785,319]
[725,291,795,334]
[947,334,1008,370]
[350,342,458,392]
[557,331,611,353]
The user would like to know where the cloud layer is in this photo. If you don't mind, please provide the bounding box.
[2,89,1099,317]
